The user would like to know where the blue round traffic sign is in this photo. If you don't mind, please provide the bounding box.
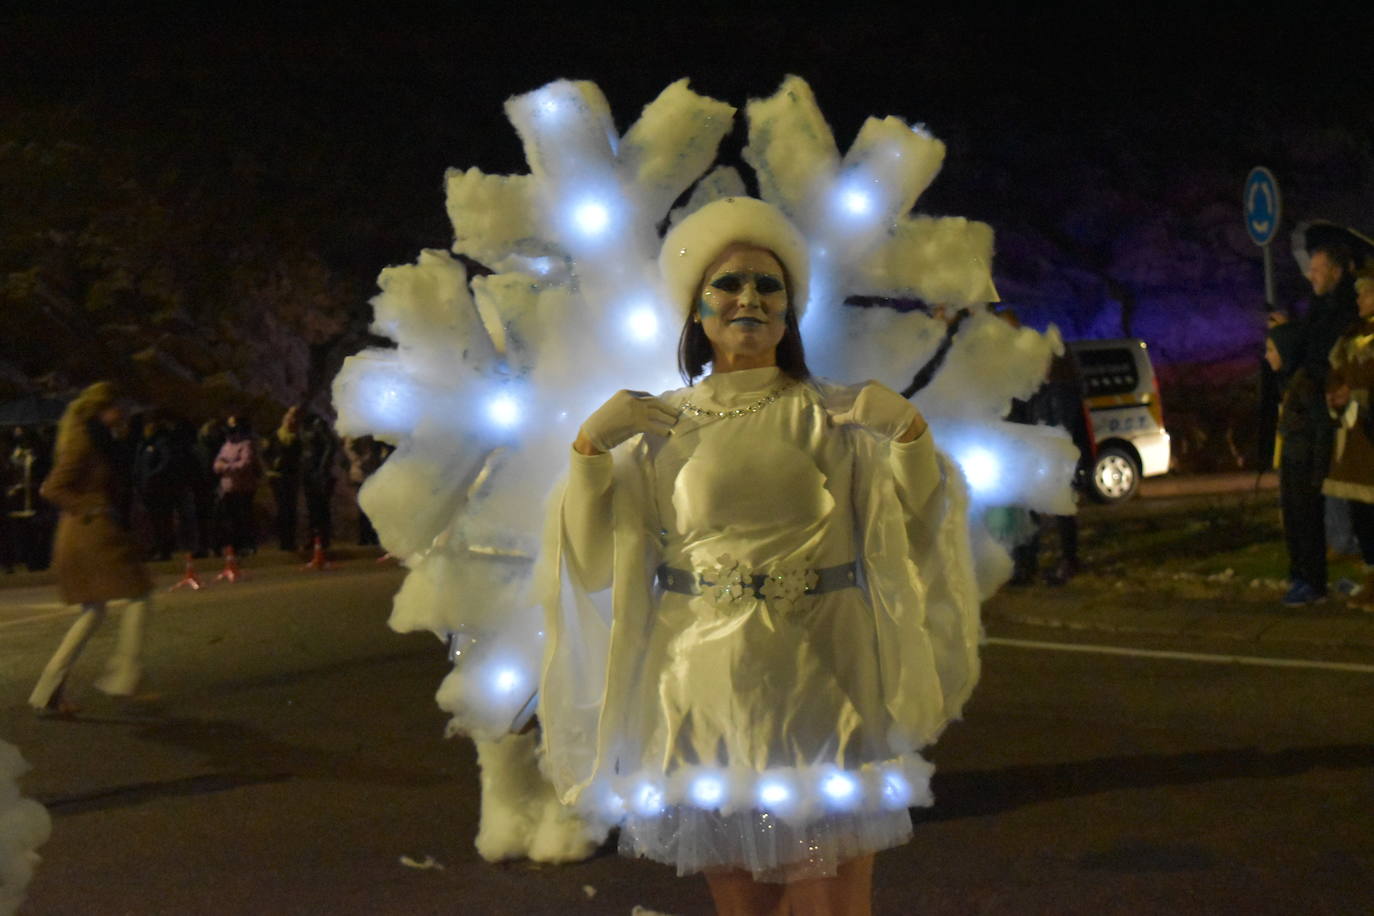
[1244,167,1281,246]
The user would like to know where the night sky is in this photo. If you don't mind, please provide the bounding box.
[7,7,1368,233]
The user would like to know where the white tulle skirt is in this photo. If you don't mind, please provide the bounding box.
[619,805,913,882]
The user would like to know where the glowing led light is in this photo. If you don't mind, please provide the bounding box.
[572,200,611,237]
[368,380,408,422]
[841,188,873,216]
[881,771,913,808]
[371,390,397,423]
[757,779,791,809]
[959,447,1000,494]
[633,783,665,816]
[626,307,659,342]
[821,772,859,804]
[486,393,521,429]
[358,373,419,430]
[492,667,521,694]
[689,774,726,807]
[602,792,626,819]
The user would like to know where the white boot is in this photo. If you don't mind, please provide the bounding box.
[473,732,607,863]
[473,733,542,862]
[527,789,606,863]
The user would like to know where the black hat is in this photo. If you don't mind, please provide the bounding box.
[1291,220,1374,272]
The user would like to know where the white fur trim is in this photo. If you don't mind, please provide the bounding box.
[658,196,810,317]
[474,733,608,864]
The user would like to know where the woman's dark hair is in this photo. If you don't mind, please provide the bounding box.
[677,308,810,384]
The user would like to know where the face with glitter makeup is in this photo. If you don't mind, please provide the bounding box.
[696,245,789,370]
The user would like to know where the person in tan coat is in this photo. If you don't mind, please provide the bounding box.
[29,382,153,714]
[1324,262,1374,609]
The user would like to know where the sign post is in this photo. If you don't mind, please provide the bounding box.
[1244,166,1282,308]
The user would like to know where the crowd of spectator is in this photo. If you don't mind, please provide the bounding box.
[1267,229,1374,608]
[0,405,391,573]
[1,425,55,573]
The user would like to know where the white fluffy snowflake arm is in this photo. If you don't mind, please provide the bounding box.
[740,76,1076,515]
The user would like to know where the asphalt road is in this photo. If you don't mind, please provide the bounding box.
[3,559,1372,915]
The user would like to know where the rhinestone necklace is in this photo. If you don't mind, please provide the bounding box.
[679,379,798,420]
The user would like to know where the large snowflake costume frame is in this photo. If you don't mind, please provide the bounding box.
[333,76,1078,867]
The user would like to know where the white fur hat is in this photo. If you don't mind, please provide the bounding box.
[659,197,811,317]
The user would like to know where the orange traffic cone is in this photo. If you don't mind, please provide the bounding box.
[303,536,333,571]
[215,545,244,583]
[170,553,203,591]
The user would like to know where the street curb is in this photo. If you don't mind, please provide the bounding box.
[985,585,1374,651]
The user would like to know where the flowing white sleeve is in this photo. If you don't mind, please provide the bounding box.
[890,429,940,511]
[562,448,615,592]
[856,429,982,754]
[538,438,658,810]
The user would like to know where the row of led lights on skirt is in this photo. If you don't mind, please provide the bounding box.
[591,765,918,821]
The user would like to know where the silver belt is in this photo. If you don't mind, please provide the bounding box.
[656,561,859,599]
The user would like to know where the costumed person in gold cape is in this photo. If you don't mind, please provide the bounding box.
[539,197,981,914]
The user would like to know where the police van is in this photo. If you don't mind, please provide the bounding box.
[1066,338,1171,503]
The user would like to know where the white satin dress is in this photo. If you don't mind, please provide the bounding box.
[539,366,981,881]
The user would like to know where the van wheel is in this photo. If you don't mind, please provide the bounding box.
[1090,447,1140,503]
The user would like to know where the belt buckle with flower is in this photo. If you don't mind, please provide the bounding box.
[702,553,748,609]
[760,565,820,614]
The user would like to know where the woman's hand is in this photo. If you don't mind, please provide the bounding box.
[828,381,927,442]
[574,390,679,455]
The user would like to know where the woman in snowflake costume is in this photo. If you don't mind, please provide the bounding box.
[542,196,977,909]
[333,76,1077,891]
